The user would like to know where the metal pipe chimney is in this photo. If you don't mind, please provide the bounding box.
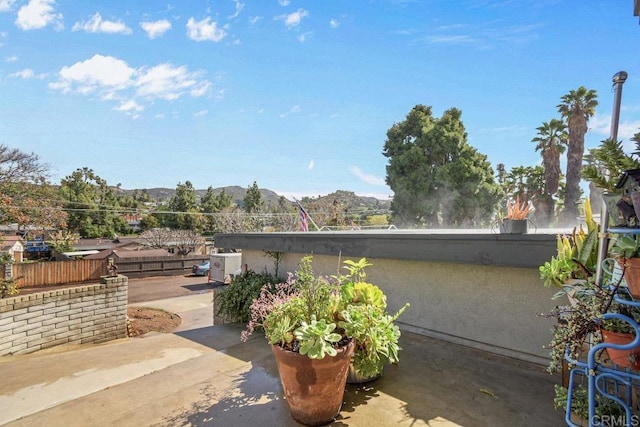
[595,71,628,286]
[610,71,628,141]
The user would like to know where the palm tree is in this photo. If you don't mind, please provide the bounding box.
[557,87,598,225]
[532,119,567,226]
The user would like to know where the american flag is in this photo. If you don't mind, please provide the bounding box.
[299,205,309,232]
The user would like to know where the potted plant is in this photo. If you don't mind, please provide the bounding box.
[610,234,640,299]
[539,199,599,303]
[242,256,408,425]
[333,258,409,383]
[545,281,640,374]
[495,195,532,234]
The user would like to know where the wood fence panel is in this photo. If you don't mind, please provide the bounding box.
[14,260,108,288]
[8,255,209,287]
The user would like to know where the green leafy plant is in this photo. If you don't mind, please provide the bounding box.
[242,256,409,377]
[0,278,18,298]
[610,234,640,260]
[215,271,282,323]
[295,316,342,359]
[539,199,599,302]
[554,384,624,421]
[544,281,640,374]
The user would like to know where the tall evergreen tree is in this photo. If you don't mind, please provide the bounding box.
[383,105,502,227]
[167,181,202,230]
[244,181,264,214]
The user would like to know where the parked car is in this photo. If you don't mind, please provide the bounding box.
[192,261,210,276]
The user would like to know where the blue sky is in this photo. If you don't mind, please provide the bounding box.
[1,1,640,201]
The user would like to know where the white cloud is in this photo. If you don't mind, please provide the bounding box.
[280,105,301,118]
[329,19,340,29]
[9,68,45,79]
[298,32,312,42]
[350,166,386,186]
[115,99,143,112]
[72,13,132,35]
[5,55,18,63]
[618,121,640,140]
[186,17,227,42]
[589,113,610,136]
[135,63,208,100]
[191,81,212,97]
[425,35,475,44]
[140,19,171,39]
[0,0,16,12]
[49,54,135,94]
[276,9,308,29]
[278,0,290,5]
[308,160,314,170]
[248,16,261,26]
[49,54,212,113]
[229,0,244,19]
[194,109,208,117]
[15,0,63,31]
[591,112,640,141]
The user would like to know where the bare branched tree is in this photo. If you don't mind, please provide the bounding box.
[139,228,173,249]
[0,145,49,184]
[139,227,203,256]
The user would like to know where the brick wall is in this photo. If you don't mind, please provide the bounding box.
[0,275,128,356]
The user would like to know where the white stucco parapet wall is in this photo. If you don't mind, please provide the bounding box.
[214,230,562,365]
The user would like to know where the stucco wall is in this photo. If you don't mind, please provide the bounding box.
[242,250,557,365]
[0,275,128,356]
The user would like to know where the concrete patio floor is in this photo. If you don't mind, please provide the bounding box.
[0,293,564,426]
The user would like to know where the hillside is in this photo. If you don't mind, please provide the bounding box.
[121,187,390,211]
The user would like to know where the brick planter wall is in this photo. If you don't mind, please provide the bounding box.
[0,275,128,356]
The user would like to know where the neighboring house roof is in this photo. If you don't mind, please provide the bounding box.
[73,237,144,251]
[1,236,24,252]
[84,248,171,260]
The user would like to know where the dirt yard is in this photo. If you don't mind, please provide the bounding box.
[127,306,182,336]
[127,274,217,336]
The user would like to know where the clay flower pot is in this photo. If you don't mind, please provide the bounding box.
[620,257,640,299]
[602,329,640,370]
[271,341,354,426]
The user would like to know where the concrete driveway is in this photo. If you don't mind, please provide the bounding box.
[127,274,221,304]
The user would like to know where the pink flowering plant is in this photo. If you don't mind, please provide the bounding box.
[242,255,409,376]
[242,256,347,359]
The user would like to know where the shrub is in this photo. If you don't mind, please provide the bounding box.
[214,270,282,323]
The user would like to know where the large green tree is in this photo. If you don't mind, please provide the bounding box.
[167,181,203,231]
[531,119,567,226]
[383,105,502,227]
[243,181,264,214]
[200,186,232,232]
[59,168,130,238]
[557,87,598,225]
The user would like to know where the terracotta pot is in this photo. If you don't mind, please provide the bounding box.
[602,329,640,370]
[620,258,640,299]
[271,341,354,426]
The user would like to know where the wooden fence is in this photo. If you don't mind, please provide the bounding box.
[115,256,209,278]
[3,255,210,288]
[12,259,108,288]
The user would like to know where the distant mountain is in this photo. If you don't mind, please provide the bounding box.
[120,187,390,211]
